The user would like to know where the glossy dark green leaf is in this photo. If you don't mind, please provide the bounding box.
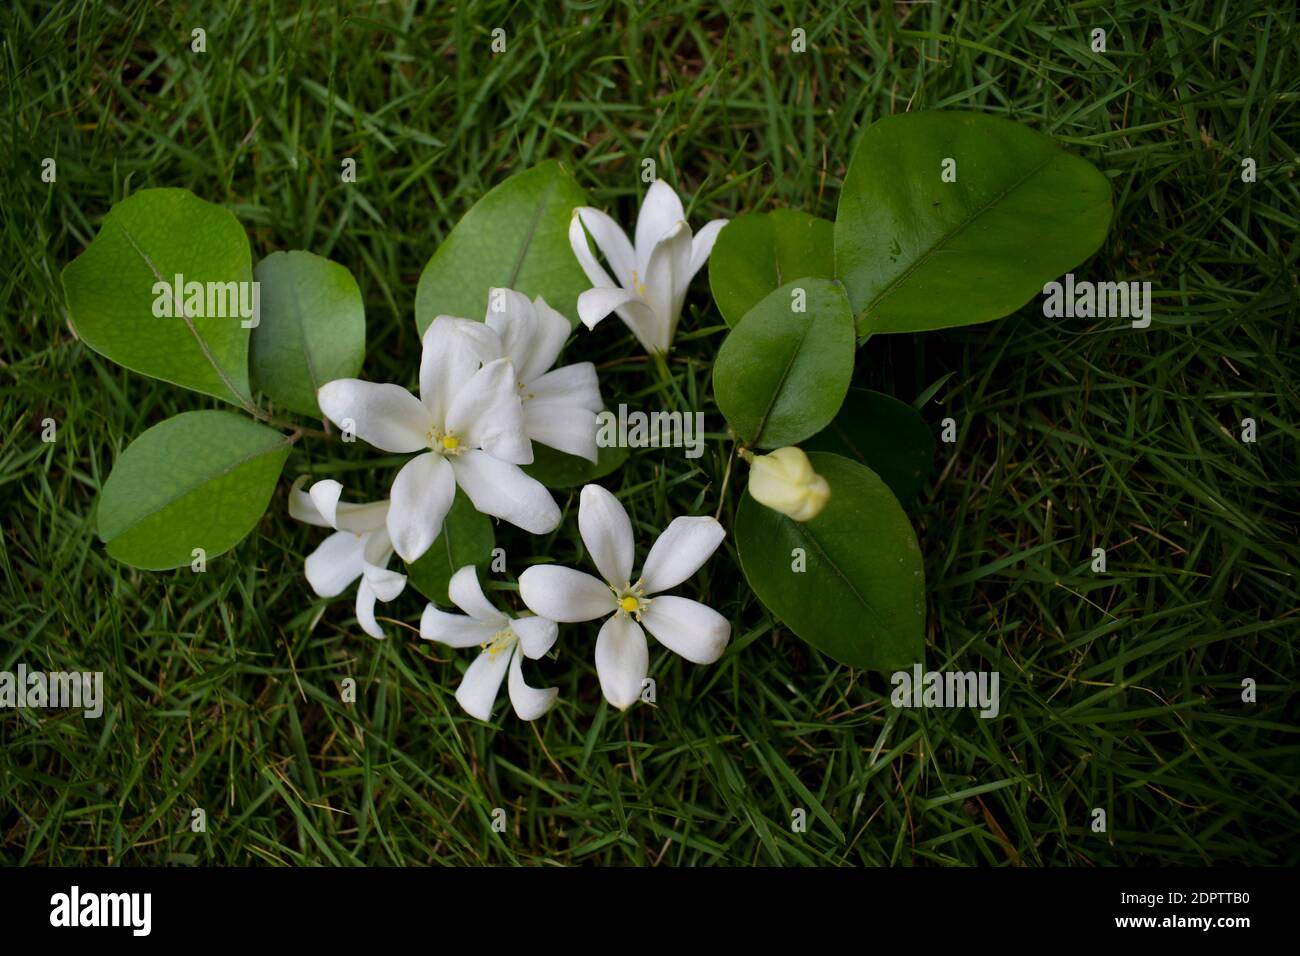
[836,111,1112,336]
[97,411,291,570]
[713,278,855,449]
[803,388,935,505]
[250,251,365,418]
[62,188,254,404]
[709,210,835,326]
[736,452,925,671]
[406,490,495,606]
[415,161,590,333]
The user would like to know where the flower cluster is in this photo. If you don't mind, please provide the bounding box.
[291,181,732,720]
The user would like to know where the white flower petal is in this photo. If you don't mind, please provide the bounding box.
[386,452,456,563]
[288,475,331,527]
[510,615,558,659]
[455,647,513,721]
[523,402,599,462]
[579,484,634,586]
[318,380,430,453]
[419,316,504,424]
[525,362,602,412]
[595,614,649,710]
[688,219,728,282]
[569,210,620,291]
[483,291,571,384]
[355,578,385,639]
[362,563,406,603]
[508,646,558,720]
[304,531,365,598]
[634,180,686,270]
[308,479,344,528]
[575,208,637,288]
[642,220,690,338]
[577,288,665,354]
[519,565,617,622]
[640,595,730,664]
[451,450,560,535]
[448,565,507,625]
[446,357,531,465]
[637,515,726,594]
[523,297,577,382]
[334,499,390,535]
[420,604,501,648]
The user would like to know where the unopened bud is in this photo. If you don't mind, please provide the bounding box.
[746,447,830,521]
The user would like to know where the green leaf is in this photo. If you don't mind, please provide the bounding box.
[62,188,255,405]
[97,411,291,570]
[835,111,1112,336]
[523,441,629,489]
[736,452,925,671]
[415,161,590,334]
[709,210,835,326]
[804,388,935,505]
[406,490,495,606]
[713,278,855,449]
[250,251,365,418]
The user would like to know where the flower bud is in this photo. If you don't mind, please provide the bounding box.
[746,446,830,521]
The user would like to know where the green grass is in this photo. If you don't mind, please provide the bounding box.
[2,0,1297,866]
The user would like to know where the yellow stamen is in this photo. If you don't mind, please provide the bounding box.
[631,269,648,298]
[441,434,460,451]
[620,596,639,613]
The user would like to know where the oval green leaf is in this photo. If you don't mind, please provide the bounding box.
[835,111,1112,336]
[803,388,935,505]
[415,161,590,333]
[713,278,854,449]
[63,188,254,405]
[523,441,629,489]
[251,251,365,417]
[736,452,925,671]
[406,490,495,606]
[709,209,835,326]
[97,411,291,570]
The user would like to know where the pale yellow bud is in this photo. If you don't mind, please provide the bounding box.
[746,446,830,521]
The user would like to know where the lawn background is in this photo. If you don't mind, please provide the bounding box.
[1,0,1297,865]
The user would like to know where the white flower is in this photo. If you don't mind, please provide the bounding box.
[483,288,603,462]
[288,477,407,639]
[569,180,727,355]
[317,316,561,564]
[746,446,831,521]
[420,566,560,721]
[518,484,730,710]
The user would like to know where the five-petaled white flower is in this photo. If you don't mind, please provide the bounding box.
[518,484,730,710]
[569,180,727,355]
[318,316,561,564]
[420,566,560,721]
[288,477,406,639]
[483,288,603,462]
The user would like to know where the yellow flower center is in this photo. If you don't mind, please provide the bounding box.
[620,596,639,613]
[479,628,515,660]
[611,584,650,621]
[441,434,460,451]
[630,269,648,298]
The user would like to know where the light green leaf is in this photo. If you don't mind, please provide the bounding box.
[803,388,935,505]
[523,441,629,489]
[713,278,855,449]
[62,188,254,405]
[835,111,1112,336]
[406,490,495,606]
[415,161,590,334]
[251,251,365,417]
[709,210,835,326]
[97,411,291,570]
[736,452,925,671]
